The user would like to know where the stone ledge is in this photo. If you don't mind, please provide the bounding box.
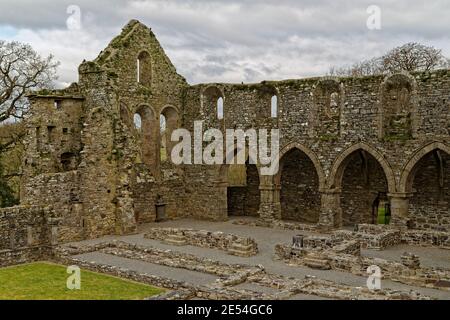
[144,227,258,257]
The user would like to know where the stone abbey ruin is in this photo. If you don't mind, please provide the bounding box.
[1,20,449,299]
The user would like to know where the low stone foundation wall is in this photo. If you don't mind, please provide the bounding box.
[333,224,402,250]
[275,242,450,291]
[232,218,318,232]
[53,240,432,300]
[0,246,50,268]
[401,230,450,247]
[144,228,258,257]
[55,241,262,278]
[0,205,58,267]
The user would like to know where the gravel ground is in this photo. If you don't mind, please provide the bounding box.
[69,218,450,300]
[74,251,217,286]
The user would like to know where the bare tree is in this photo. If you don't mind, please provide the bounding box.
[0,40,59,123]
[0,39,58,160]
[0,41,58,206]
[329,42,448,77]
[382,42,447,73]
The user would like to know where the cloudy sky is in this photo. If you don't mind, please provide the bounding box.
[1,0,449,87]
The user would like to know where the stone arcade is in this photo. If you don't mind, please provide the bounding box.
[0,20,449,266]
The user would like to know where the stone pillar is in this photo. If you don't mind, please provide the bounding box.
[47,217,62,246]
[258,180,281,221]
[388,193,413,229]
[318,189,342,230]
[27,225,34,246]
[215,180,229,221]
[116,194,137,234]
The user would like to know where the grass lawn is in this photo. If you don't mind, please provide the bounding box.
[0,262,165,300]
[377,207,391,225]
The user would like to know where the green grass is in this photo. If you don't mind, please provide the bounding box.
[0,262,165,300]
[377,207,391,225]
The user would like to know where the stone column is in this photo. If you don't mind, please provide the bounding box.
[318,189,342,230]
[388,193,413,229]
[27,225,34,246]
[47,217,62,246]
[215,180,229,221]
[258,177,281,221]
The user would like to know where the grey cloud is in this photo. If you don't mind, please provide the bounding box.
[0,0,449,85]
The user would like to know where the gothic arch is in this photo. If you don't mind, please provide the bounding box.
[274,142,326,191]
[399,142,450,193]
[276,142,324,223]
[328,143,396,193]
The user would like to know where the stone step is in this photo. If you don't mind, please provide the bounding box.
[163,234,187,246]
[303,257,331,270]
[228,242,256,257]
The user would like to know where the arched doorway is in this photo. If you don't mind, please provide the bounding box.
[334,148,391,227]
[278,148,321,223]
[402,144,450,231]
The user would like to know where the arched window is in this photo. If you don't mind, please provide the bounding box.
[137,51,152,87]
[217,97,224,119]
[160,114,167,162]
[271,95,278,118]
[135,105,157,169]
[202,86,224,123]
[134,113,142,130]
[160,106,179,164]
[310,79,342,138]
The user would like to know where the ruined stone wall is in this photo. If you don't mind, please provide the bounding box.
[17,20,450,241]
[182,70,450,229]
[340,153,388,226]
[227,164,260,217]
[91,20,188,230]
[19,21,190,241]
[21,92,83,189]
[409,151,450,231]
[132,163,186,223]
[22,171,83,242]
[0,206,53,266]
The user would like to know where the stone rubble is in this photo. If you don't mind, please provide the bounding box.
[52,240,434,300]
